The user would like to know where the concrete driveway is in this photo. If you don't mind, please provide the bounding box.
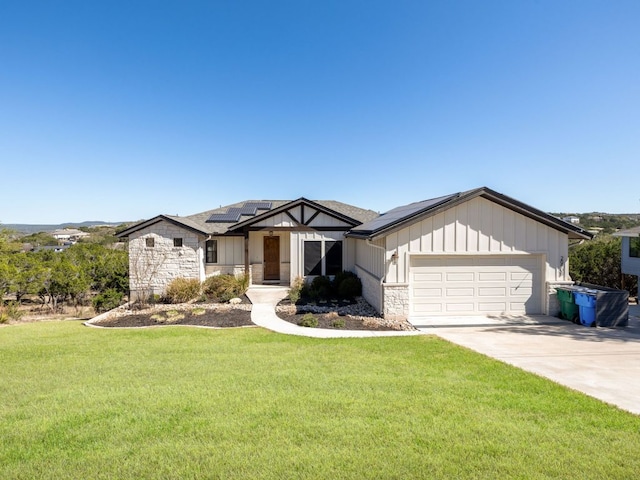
[412,307,640,416]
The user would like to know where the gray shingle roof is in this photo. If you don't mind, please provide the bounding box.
[118,198,379,237]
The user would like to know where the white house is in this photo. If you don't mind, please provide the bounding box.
[117,187,591,320]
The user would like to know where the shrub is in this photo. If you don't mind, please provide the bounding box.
[92,289,124,313]
[298,313,318,328]
[333,271,362,299]
[331,318,346,329]
[203,274,247,303]
[289,276,304,303]
[306,275,332,301]
[0,301,23,323]
[165,277,201,304]
[337,276,362,300]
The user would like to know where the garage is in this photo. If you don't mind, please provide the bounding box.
[410,255,543,316]
[348,187,593,320]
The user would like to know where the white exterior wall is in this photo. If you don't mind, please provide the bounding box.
[355,265,383,314]
[385,197,570,286]
[249,232,291,284]
[129,221,202,299]
[621,237,640,276]
[251,206,351,229]
[353,238,386,315]
[290,231,350,283]
[203,236,245,277]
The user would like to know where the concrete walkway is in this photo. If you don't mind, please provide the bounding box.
[245,286,422,338]
[419,310,640,416]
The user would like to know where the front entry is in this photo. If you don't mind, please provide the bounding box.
[263,236,280,282]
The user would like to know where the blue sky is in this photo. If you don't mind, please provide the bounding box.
[1,0,638,224]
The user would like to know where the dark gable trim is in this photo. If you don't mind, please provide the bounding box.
[244,226,352,232]
[116,215,207,238]
[346,187,592,241]
[228,198,361,232]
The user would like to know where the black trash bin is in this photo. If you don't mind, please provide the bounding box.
[574,282,629,327]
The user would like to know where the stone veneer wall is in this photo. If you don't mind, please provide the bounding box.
[129,222,200,300]
[546,281,575,317]
[355,265,382,315]
[205,265,245,277]
[383,284,410,320]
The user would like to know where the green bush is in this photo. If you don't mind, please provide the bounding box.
[330,318,346,329]
[92,289,124,313]
[165,277,201,304]
[333,270,362,299]
[203,274,247,303]
[289,276,304,303]
[0,301,23,323]
[305,275,332,301]
[337,276,362,300]
[298,313,318,328]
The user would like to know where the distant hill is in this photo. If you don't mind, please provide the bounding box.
[3,221,130,234]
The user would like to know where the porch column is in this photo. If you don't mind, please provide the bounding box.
[244,231,250,278]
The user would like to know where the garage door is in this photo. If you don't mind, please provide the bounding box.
[410,255,542,316]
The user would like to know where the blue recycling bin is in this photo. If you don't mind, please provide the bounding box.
[574,291,597,327]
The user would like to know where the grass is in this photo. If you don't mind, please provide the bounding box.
[1,322,640,479]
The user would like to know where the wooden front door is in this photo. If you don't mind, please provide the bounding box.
[263,236,280,281]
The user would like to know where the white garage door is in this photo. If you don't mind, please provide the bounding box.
[410,255,542,316]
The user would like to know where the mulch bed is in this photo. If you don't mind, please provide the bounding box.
[276,298,415,331]
[93,300,253,329]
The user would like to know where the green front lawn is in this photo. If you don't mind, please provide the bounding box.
[1,322,639,479]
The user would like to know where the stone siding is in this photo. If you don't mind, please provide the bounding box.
[205,265,246,277]
[129,222,201,300]
[546,281,575,316]
[383,284,410,320]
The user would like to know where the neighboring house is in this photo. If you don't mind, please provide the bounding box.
[613,226,640,285]
[117,187,591,320]
[51,228,90,243]
[562,216,580,224]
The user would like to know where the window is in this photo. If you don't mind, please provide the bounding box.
[145,237,155,248]
[206,239,217,263]
[304,241,322,276]
[630,238,640,258]
[303,240,343,276]
[173,238,183,247]
[325,241,343,275]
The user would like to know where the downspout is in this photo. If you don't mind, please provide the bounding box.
[366,238,387,316]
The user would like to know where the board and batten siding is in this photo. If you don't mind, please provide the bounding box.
[204,236,245,277]
[250,205,352,229]
[385,197,569,285]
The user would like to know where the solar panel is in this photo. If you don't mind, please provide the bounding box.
[206,202,273,223]
[245,201,272,210]
[206,212,242,222]
[352,194,457,233]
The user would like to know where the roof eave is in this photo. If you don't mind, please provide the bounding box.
[116,215,207,238]
[228,198,362,231]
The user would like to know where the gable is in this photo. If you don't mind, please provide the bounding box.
[229,198,361,231]
[388,196,567,255]
[347,187,591,241]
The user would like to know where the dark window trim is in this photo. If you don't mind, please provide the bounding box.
[206,239,218,264]
[173,238,183,247]
[145,237,155,248]
[630,238,640,258]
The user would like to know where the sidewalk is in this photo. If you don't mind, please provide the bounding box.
[245,286,422,338]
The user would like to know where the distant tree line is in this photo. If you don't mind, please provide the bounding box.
[0,228,128,313]
[569,235,637,296]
